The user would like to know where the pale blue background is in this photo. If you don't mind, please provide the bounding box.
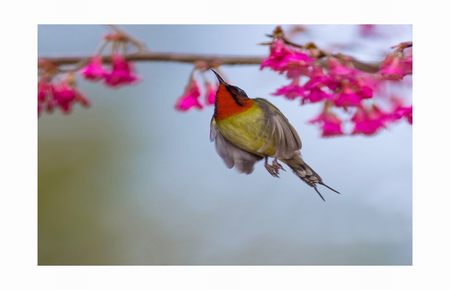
[38,25,412,265]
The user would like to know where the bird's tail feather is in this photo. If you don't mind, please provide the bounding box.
[283,155,340,201]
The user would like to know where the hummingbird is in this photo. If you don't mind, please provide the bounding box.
[209,70,340,201]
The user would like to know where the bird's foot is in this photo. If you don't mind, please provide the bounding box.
[272,158,285,172]
[265,157,282,178]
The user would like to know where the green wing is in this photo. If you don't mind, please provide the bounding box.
[254,98,302,159]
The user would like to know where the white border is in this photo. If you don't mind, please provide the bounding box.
[1,0,449,289]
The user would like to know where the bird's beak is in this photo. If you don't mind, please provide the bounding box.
[210,69,227,85]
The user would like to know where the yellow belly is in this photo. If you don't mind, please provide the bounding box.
[215,104,276,156]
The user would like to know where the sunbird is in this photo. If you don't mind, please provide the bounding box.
[210,70,340,201]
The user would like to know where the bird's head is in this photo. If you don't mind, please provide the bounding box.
[211,69,249,106]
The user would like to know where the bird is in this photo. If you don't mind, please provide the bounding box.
[209,69,340,201]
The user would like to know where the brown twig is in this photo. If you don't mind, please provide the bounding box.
[40,51,380,73]
[40,52,264,66]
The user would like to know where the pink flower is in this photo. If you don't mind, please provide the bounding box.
[404,107,412,124]
[353,75,378,98]
[261,39,294,72]
[304,67,331,88]
[331,75,374,107]
[388,98,412,124]
[379,52,412,80]
[301,68,333,103]
[403,53,412,74]
[204,81,216,105]
[81,56,108,81]
[351,105,388,135]
[328,57,356,76]
[38,80,54,114]
[309,110,344,137]
[38,80,51,101]
[273,82,305,100]
[52,81,90,113]
[52,82,76,113]
[333,85,364,107]
[103,54,139,87]
[261,39,314,77]
[391,105,412,124]
[301,87,333,104]
[175,79,203,111]
[327,57,377,104]
[283,52,314,78]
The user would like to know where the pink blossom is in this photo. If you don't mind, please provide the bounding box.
[333,85,364,107]
[81,56,108,81]
[38,80,51,101]
[403,106,412,124]
[261,39,294,72]
[38,78,90,115]
[261,39,313,77]
[403,53,412,74]
[354,74,378,98]
[328,58,356,76]
[301,87,332,104]
[283,52,314,78]
[389,101,412,124]
[273,82,305,100]
[38,80,54,114]
[309,110,344,137]
[304,67,332,88]
[52,81,90,113]
[326,58,377,103]
[175,79,203,111]
[331,73,375,107]
[379,52,412,80]
[103,54,139,87]
[52,82,76,113]
[351,105,388,135]
[301,69,333,103]
[358,85,373,99]
[204,81,216,105]
[380,97,413,124]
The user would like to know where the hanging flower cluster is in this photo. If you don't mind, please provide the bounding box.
[38,28,141,116]
[174,66,217,112]
[379,42,413,81]
[38,60,90,114]
[260,26,412,137]
[81,54,139,87]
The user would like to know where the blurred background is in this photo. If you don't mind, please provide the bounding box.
[38,25,412,265]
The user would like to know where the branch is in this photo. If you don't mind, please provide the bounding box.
[349,60,380,73]
[40,51,380,73]
[40,52,264,67]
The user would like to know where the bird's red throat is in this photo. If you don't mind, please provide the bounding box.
[214,85,253,120]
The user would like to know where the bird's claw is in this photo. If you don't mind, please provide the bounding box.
[272,158,285,171]
[265,163,280,178]
[265,158,283,178]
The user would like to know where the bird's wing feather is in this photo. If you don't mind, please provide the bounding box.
[210,118,263,174]
[254,98,302,159]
